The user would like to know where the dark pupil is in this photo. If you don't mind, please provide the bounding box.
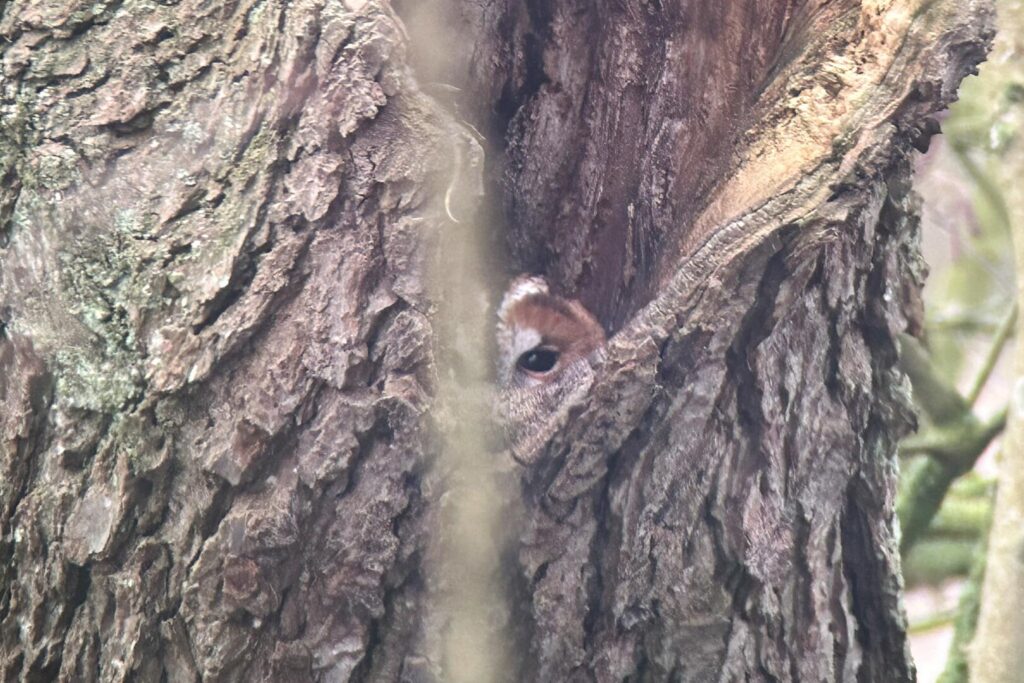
[517,348,559,373]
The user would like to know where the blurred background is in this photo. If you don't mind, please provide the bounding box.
[903,3,1023,680]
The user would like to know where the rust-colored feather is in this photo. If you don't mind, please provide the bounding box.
[495,275,607,464]
[502,293,604,359]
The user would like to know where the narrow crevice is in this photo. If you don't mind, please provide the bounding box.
[351,478,426,683]
[190,229,275,335]
[0,171,21,249]
[105,101,171,137]
[725,241,791,449]
[491,2,555,142]
[63,69,112,100]
[839,467,912,683]
[581,494,610,650]
[195,481,234,552]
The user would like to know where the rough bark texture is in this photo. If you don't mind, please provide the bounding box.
[0,2,450,680]
[0,1,993,683]
[454,0,992,680]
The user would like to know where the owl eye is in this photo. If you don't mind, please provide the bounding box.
[517,347,560,374]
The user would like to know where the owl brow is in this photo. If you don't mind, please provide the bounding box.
[529,293,577,318]
[529,318,587,351]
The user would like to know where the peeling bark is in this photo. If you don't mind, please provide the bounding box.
[0,0,993,682]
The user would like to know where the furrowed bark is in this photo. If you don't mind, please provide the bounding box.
[1,2,452,680]
[454,0,992,680]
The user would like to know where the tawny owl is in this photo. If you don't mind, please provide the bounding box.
[495,276,606,464]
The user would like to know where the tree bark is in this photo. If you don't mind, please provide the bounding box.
[1,2,452,680]
[0,1,992,682]
[449,1,991,680]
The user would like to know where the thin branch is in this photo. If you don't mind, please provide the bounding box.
[897,334,1007,554]
[910,610,957,634]
[899,334,969,423]
[899,407,1007,465]
[965,304,1017,406]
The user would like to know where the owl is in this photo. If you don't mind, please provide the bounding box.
[495,276,606,464]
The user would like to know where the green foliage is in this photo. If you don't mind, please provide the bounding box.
[901,22,1021,578]
[921,53,1019,385]
[901,7,1024,678]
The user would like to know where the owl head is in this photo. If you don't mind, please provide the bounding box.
[494,276,606,463]
[496,276,606,391]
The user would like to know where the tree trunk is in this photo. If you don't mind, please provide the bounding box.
[0,1,992,682]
